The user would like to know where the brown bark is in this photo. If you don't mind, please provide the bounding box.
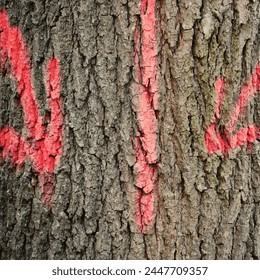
[0,0,259,260]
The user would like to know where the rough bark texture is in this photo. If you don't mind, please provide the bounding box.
[0,0,259,260]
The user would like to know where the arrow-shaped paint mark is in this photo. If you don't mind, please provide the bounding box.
[205,64,260,154]
[0,9,63,206]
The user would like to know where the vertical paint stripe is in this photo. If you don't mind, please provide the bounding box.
[134,0,159,233]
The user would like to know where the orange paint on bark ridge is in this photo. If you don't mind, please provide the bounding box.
[205,64,260,154]
[0,10,63,206]
[133,0,159,233]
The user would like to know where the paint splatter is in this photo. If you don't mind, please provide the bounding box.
[0,9,63,206]
[133,0,159,233]
[205,64,260,154]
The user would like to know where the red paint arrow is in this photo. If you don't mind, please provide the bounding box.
[0,9,63,206]
[205,64,260,154]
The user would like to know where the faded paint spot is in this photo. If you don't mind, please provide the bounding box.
[133,0,159,233]
[205,64,260,154]
[0,9,63,206]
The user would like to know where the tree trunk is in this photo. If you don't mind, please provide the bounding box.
[0,0,259,260]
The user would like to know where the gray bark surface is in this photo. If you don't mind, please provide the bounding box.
[0,0,259,259]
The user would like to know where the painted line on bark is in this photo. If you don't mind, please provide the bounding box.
[0,9,63,206]
[205,64,260,154]
[133,0,159,233]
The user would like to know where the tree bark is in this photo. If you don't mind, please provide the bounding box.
[0,0,259,260]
